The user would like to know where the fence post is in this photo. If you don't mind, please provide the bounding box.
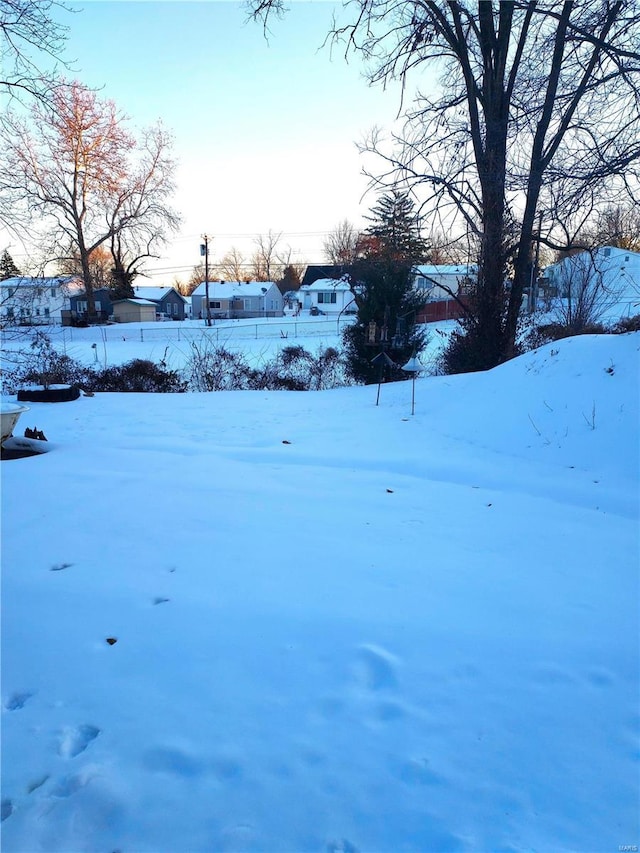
[140,328,144,342]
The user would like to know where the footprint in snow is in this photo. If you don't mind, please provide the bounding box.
[51,770,93,798]
[58,724,101,758]
[354,644,399,692]
[26,775,49,794]
[1,799,14,822]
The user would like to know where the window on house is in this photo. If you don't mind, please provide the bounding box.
[51,287,57,297]
[7,307,14,318]
[8,288,15,297]
[35,308,40,315]
[318,292,337,304]
[77,300,87,312]
[173,302,178,314]
[95,301,101,311]
[416,276,426,289]
[44,308,50,317]
[603,248,611,257]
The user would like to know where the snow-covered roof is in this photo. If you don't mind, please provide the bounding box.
[191,281,278,298]
[0,276,82,289]
[133,286,187,303]
[112,298,157,306]
[299,277,351,292]
[414,264,478,277]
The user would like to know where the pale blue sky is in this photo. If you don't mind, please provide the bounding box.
[46,0,412,282]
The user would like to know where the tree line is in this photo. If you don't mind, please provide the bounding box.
[2,0,639,375]
[250,0,640,370]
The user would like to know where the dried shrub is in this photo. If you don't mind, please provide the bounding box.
[611,314,640,333]
[86,359,187,392]
[1,332,93,394]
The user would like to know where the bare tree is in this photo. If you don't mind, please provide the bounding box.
[250,230,282,281]
[1,80,180,318]
[588,204,640,252]
[0,0,71,105]
[250,0,640,368]
[552,251,625,331]
[323,219,359,264]
[186,263,208,293]
[216,247,247,282]
[57,244,112,290]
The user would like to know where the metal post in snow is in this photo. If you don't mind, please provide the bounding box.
[370,350,396,407]
[401,354,423,416]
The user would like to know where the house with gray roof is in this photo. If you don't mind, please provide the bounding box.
[132,286,188,320]
[191,281,283,320]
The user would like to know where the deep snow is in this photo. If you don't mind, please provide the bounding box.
[1,332,638,853]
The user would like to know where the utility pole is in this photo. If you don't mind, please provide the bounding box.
[200,234,212,327]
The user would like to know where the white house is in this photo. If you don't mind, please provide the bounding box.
[0,276,83,326]
[543,247,640,319]
[411,263,477,322]
[412,264,478,301]
[191,281,283,320]
[297,278,356,315]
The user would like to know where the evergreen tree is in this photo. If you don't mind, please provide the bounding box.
[0,249,22,280]
[109,262,136,300]
[278,264,301,294]
[343,190,428,384]
[363,190,429,263]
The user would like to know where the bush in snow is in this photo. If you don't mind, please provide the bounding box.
[185,344,254,391]
[185,342,348,392]
[86,359,187,393]
[1,331,93,394]
[611,314,640,333]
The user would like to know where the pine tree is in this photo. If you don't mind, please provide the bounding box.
[343,190,428,384]
[363,189,429,263]
[0,249,22,280]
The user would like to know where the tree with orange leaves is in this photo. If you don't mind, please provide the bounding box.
[2,80,179,319]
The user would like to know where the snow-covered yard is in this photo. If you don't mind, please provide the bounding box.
[1,332,638,852]
[0,316,455,377]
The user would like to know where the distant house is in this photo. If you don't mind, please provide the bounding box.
[412,263,477,323]
[0,276,83,326]
[111,298,157,324]
[66,287,115,325]
[191,281,283,320]
[300,265,355,288]
[132,286,188,320]
[297,278,356,315]
[542,246,640,318]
